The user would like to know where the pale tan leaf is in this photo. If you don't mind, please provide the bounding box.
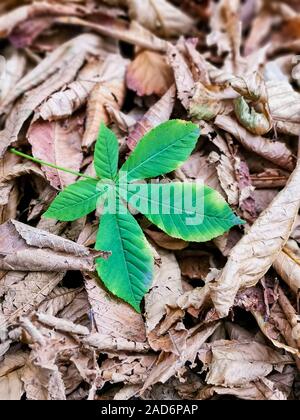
[215,115,295,171]
[84,274,147,343]
[145,249,183,333]
[38,60,104,121]
[205,340,293,387]
[38,287,81,317]
[167,44,194,110]
[141,323,220,391]
[0,220,106,272]
[82,54,128,149]
[0,33,102,112]
[126,50,173,97]
[27,116,83,189]
[127,0,194,37]
[189,82,233,121]
[273,244,300,295]
[267,80,300,125]
[56,17,168,52]
[82,333,150,353]
[37,313,89,336]
[0,370,23,400]
[0,46,26,103]
[0,1,85,38]
[210,160,300,317]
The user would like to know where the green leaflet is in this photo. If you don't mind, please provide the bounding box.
[44,179,105,221]
[119,120,200,182]
[95,198,154,312]
[94,123,119,180]
[118,182,243,242]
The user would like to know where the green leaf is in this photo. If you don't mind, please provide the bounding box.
[95,198,154,312]
[94,123,119,180]
[118,182,243,242]
[119,120,200,182]
[44,179,104,221]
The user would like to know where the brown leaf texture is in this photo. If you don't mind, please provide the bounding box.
[210,160,300,318]
[82,54,128,149]
[126,50,174,97]
[28,116,83,189]
[0,220,106,272]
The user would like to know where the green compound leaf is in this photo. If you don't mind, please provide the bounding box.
[94,123,119,180]
[118,182,244,242]
[44,179,105,222]
[95,198,154,312]
[119,120,200,182]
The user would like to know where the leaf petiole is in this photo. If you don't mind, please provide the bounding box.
[9,148,98,182]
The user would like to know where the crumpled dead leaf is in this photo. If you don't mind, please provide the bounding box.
[28,115,83,190]
[0,220,106,272]
[82,54,128,149]
[210,159,300,318]
[127,0,194,38]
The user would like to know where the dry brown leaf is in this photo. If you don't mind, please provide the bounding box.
[38,60,104,121]
[0,33,102,112]
[84,274,147,343]
[37,287,81,317]
[126,50,173,96]
[273,243,300,295]
[127,84,175,151]
[82,54,128,149]
[203,340,293,387]
[0,369,24,400]
[127,0,194,37]
[37,313,89,336]
[0,1,85,38]
[145,229,188,251]
[210,159,300,318]
[28,115,83,190]
[189,82,233,121]
[145,249,183,333]
[167,44,194,110]
[267,80,300,128]
[83,333,150,353]
[0,220,105,272]
[141,323,220,391]
[0,46,26,103]
[215,115,295,171]
[56,17,168,53]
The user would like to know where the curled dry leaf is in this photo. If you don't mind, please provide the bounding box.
[0,220,106,272]
[189,82,233,121]
[145,249,183,333]
[28,115,83,190]
[273,242,300,295]
[167,44,194,110]
[203,340,293,387]
[127,0,194,38]
[210,159,300,318]
[0,46,26,103]
[0,1,85,38]
[234,96,272,136]
[267,80,300,126]
[38,60,104,121]
[215,115,295,171]
[0,33,102,112]
[84,274,147,343]
[127,84,176,151]
[126,50,173,97]
[82,54,128,149]
[38,287,81,317]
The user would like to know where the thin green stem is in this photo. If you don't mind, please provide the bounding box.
[10,148,98,181]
